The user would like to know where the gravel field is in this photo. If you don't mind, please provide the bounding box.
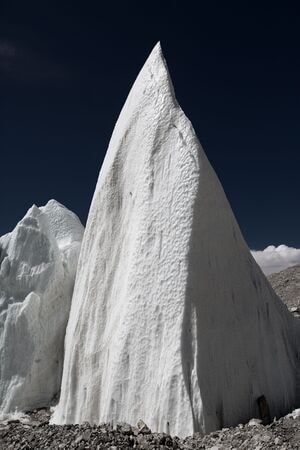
[2,408,300,449]
[268,264,300,314]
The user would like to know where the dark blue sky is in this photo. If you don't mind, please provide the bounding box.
[1,1,299,248]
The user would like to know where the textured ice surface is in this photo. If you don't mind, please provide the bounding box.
[52,43,300,436]
[0,200,84,413]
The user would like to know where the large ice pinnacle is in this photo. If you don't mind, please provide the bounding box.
[52,43,300,436]
[0,200,84,413]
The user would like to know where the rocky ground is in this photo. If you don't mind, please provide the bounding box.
[2,409,300,449]
[1,264,300,450]
[268,264,300,315]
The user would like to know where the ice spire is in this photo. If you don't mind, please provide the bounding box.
[52,44,300,436]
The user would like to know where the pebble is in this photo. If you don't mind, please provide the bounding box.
[74,434,83,443]
[137,419,151,434]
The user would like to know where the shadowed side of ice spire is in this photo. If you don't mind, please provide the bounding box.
[181,141,300,432]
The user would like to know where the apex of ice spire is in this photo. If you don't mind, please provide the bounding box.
[99,41,178,176]
[142,41,169,79]
[148,41,163,60]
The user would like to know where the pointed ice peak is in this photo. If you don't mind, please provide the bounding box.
[17,202,55,228]
[40,199,84,247]
[11,200,84,247]
[44,199,65,209]
[124,41,176,109]
[24,203,40,218]
[151,40,162,54]
[138,41,175,96]
[100,43,180,177]
[3,200,84,261]
[143,41,165,69]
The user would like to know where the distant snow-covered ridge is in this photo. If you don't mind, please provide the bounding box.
[0,199,84,413]
[251,245,300,275]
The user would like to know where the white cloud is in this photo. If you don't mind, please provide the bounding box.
[251,245,300,276]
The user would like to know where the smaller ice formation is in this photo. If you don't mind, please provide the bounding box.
[0,200,84,413]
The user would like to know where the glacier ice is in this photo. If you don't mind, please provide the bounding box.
[0,200,84,413]
[52,43,300,436]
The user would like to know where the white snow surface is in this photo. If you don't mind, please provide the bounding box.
[52,43,300,436]
[0,200,84,413]
[251,245,300,275]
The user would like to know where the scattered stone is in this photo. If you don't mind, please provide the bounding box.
[74,434,83,444]
[116,422,132,435]
[207,446,222,450]
[261,434,271,442]
[82,429,91,440]
[1,406,300,449]
[29,420,41,427]
[137,419,151,434]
